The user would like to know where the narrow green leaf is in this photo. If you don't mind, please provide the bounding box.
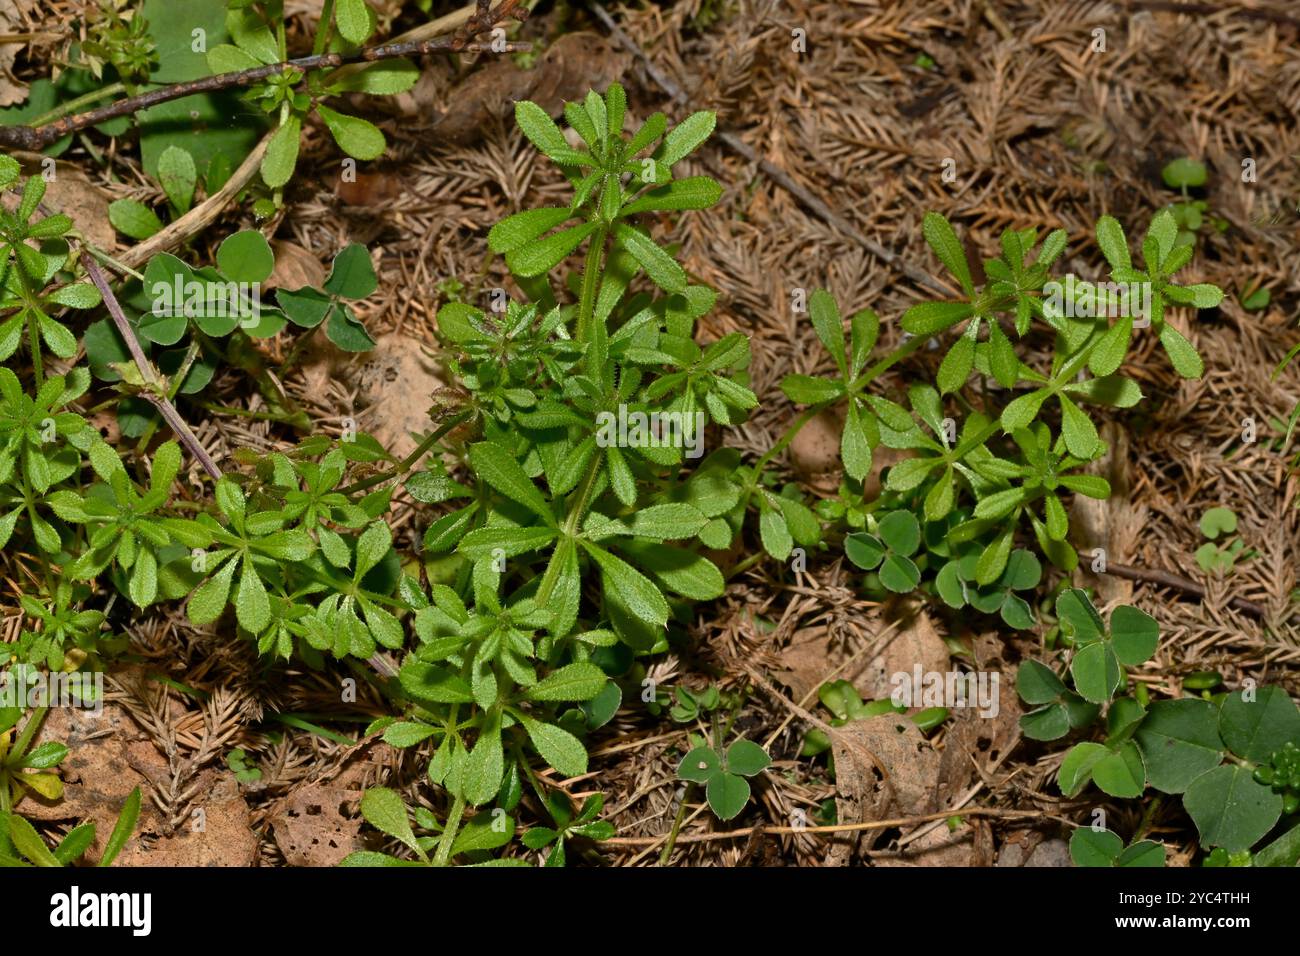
[922,212,974,296]
[98,787,141,866]
[468,442,555,525]
[613,223,686,292]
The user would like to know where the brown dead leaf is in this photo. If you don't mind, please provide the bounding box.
[271,783,362,866]
[862,445,910,502]
[428,33,628,145]
[932,631,1023,801]
[860,607,949,701]
[112,772,258,867]
[876,821,975,867]
[773,625,834,701]
[355,332,444,458]
[789,408,842,479]
[19,702,147,824]
[0,0,29,107]
[29,160,117,251]
[268,239,327,291]
[335,172,404,208]
[21,689,258,866]
[826,713,942,864]
[997,834,1071,867]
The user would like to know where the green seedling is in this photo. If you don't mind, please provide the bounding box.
[521,792,615,867]
[1069,826,1165,867]
[1160,157,1227,248]
[845,510,921,592]
[669,684,721,723]
[1254,741,1300,817]
[0,786,140,867]
[1240,280,1270,312]
[677,737,771,821]
[801,680,947,758]
[226,748,262,784]
[1194,506,1252,574]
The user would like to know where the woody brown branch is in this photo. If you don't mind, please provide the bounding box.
[0,0,528,151]
[79,249,224,481]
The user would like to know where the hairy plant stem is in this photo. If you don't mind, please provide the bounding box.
[313,0,338,57]
[658,783,693,866]
[25,306,42,386]
[136,337,202,452]
[534,453,603,606]
[433,792,467,867]
[28,81,125,128]
[336,409,473,497]
[575,227,607,347]
[80,241,145,282]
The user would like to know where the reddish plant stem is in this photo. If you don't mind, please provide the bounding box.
[79,250,223,481]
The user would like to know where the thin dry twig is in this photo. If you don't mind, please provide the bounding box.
[603,806,1057,847]
[1106,560,1267,619]
[79,250,223,479]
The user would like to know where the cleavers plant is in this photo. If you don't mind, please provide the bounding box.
[3,41,1297,866]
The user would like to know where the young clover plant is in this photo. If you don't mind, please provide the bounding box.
[1019,590,1300,860]
[207,0,417,196]
[1194,506,1251,575]
[1069,826,1165,868]
[677,737,771,822]
[935,547,1041,629]
[845,510,922,593]
[84,233,377,439]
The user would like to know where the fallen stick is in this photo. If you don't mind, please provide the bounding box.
[602,805,1057,847]
[1103,560,1267,619]
[79,250,223,480]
